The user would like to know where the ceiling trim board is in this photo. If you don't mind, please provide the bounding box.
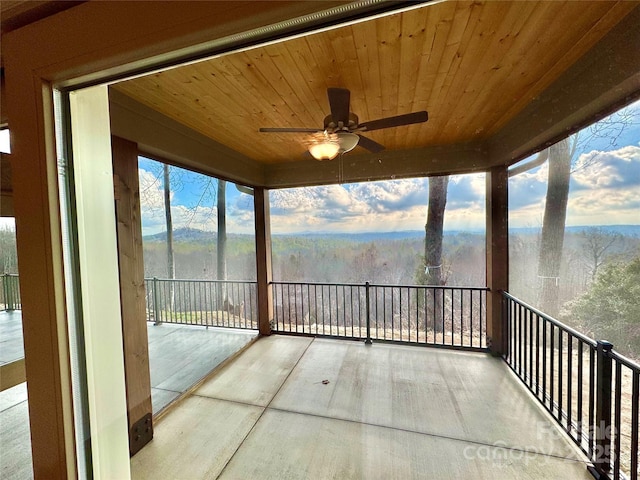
[109,89,265,186]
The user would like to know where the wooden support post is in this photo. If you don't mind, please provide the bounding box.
[486,166,509,356]
[254,186,273,336]
[111,135,153,456]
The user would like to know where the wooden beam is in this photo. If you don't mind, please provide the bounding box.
[487,4,640,166]
[1,2,355,477]
[4,57,75,476]
[265,142,488,189]
[0,358,26,391]
[486,166,508,356]
[111,135,153,456]
[254,187,273,336]
[109,89,265,186]
[1,154,14,216]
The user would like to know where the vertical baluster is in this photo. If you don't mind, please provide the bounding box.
[613,361,621,479]
[550,324,555,413]
[631,371,638,480]
[589,346,596,459]
[577,341,584,450]
[542,319,548,407]
[450,289,454,345]
[460,289,464,347]
[441,288,445,345]
[558,330,563,421]
[567,335,573,434]
[518,303,523,377]
[529,308,534,389]
[535,314,540,398]
[470,290,475,348]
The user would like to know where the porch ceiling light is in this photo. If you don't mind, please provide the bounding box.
[308,131,359,161]
[309,137,340,160]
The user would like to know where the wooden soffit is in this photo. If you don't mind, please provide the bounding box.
[111,0,639,186]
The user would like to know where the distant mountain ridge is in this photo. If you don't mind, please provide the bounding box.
[144,225,640,243]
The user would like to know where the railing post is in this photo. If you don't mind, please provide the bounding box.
[5,274,14,311]
[594,340,613,477]
[152,277,162,325]
[365,282,372,345]
[1,274,6,311]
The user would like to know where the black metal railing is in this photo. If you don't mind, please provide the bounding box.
[503,292,639,480]
[1,274,21,311]
[271,282,487,349]
[144,277,258,330]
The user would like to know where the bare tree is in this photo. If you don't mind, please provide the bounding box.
[420,175,449,332]
[217,179,227,306]
[579,227,620,283]
[519,104,637,316]
[424,176,449,286]
[163,164,175,316]
[537,139,572,317]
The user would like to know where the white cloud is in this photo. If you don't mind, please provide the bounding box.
[269,174,487,234]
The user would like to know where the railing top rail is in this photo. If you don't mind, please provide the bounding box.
[270,281,365,288]
[271,280,488,291]
[502,291,597,347]
[368,284,488,291]
[144,277,257,284]
[609,349,640,372]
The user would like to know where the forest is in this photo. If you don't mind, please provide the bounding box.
[139,224,640,359]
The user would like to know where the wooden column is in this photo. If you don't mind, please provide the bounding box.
[254,186,273,336]
[486,166,509,356]
[111,135,153,455]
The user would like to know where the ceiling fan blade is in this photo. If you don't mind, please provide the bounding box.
[260,127,323,133]
[359,111,428,132]
[357,134,385,153]
[327,87,350,125]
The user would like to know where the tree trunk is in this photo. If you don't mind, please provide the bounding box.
[217,180,227,305]
[424,176,449,332]
[163,164,174,318]
[537,139,571,317]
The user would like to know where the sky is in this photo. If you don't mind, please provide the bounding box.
[137,99,640,236]
[1,101,638,236]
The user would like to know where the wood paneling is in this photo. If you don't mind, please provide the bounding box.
[114,1,636,165]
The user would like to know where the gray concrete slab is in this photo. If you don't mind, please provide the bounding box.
[134,335,594,480]
[220,409,593,480]
[270,339,581,459]
[131,396,263,480]
[195,335,312,407]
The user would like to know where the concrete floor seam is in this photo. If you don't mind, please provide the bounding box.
[213,337,316,480]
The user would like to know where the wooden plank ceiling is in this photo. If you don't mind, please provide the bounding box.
[113,1,636,165]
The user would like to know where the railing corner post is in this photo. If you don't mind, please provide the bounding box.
[364,281,372,345]
[594,339,613,476]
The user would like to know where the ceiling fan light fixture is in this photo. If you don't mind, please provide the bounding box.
[309,132,340,160]
[336,132,359,153]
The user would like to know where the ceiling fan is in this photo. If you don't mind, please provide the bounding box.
[259,88,428,160]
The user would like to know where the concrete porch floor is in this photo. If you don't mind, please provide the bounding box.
[131,335,594,480]
[0,311,257,479]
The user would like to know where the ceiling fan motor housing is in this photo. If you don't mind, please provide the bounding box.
[323,112,359,131]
